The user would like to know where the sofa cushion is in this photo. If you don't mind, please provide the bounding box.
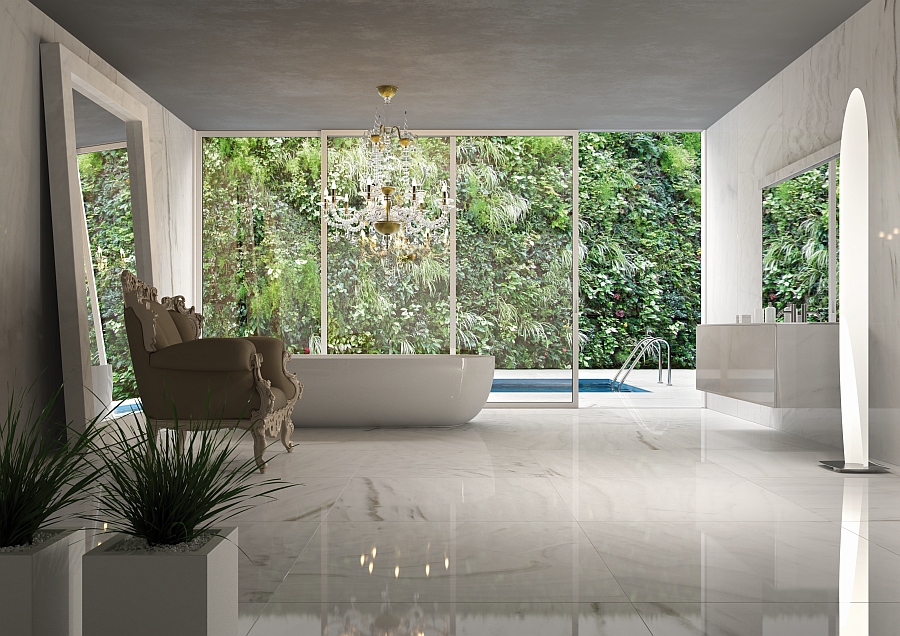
[150,338,256,371]
[147,300,182,349]
[168,310,200,342]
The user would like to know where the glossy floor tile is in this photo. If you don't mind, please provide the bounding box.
[250,602,654,635]
[548,477,827,522]
[327,476,571,522]
[271,520,628,604]
[232,406,900,635]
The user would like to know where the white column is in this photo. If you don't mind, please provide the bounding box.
[571,133,580,407]
[828,158,837,323]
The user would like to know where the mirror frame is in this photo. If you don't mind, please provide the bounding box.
[41,42,157,431]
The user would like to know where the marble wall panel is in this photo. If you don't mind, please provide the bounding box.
[780,39,845,166]
[703,112,739,324]
[738,75,785,180]
[733,183,762,313]
[148,105,195,301]
[0,0,195,418]
[707,394,772,429]
[734,74,784,314]
[704,0,900,463]
[779,408,843,449]
[865,5,900,455]
[0,0,64,421]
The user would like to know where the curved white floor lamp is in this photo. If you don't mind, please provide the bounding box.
[821,88,888,473]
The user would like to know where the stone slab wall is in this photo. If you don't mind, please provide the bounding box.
[0,0,195,422]
[703,0,900,462]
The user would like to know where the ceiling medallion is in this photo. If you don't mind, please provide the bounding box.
[323,86,452,261]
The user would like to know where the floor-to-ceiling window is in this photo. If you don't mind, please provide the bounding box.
[200,131,702,407]
[325,136,451,354]
[201,136,322,352]
[456,135,574,403]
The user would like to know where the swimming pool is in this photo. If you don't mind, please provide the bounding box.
[490,378,648,393]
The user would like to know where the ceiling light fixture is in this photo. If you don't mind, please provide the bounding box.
[323,85,452,260]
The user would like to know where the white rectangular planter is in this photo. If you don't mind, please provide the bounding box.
[0,528,86,636]
[83,527,237,636]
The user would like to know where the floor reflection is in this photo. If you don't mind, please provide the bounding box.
[839,478,868,635]
[252,602,650,636]
[54,406,900,636]
[230,406,900,635]
[320,592,451,636]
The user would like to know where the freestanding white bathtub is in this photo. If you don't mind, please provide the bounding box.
[286,354,495,427]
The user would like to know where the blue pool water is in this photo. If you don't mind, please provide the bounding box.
[491,378,648,393]
[111,398,142,415]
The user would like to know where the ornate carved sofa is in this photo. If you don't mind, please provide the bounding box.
[120,270,301,472]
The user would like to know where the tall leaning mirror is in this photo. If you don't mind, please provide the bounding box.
[41,42,157,433]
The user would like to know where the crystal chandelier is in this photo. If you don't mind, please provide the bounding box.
[324,86,453,259]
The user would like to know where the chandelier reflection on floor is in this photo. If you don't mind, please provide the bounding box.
[324,85,453,261]
[323,589,449,636]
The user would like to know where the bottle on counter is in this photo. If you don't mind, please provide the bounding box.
[764,305,776,323]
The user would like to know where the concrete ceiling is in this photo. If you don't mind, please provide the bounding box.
[31,0,870,132]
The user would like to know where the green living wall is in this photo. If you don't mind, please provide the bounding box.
[202,137,322,351]
[78,149,137,399]
[84,133,707,402]
[201,133,702,368]
[762,163,833,321]
[578,133,701,368]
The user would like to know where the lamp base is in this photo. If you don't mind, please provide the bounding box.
[819,460,890,474]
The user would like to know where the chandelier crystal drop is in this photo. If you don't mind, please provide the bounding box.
[323,86,453,260]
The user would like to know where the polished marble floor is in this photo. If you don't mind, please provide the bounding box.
[221,407,900,635]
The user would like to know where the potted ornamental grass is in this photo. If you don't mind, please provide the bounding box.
[82,413,294,636]
[0,385,103,636]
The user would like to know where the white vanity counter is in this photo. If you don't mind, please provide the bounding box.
[696,323,839,408]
